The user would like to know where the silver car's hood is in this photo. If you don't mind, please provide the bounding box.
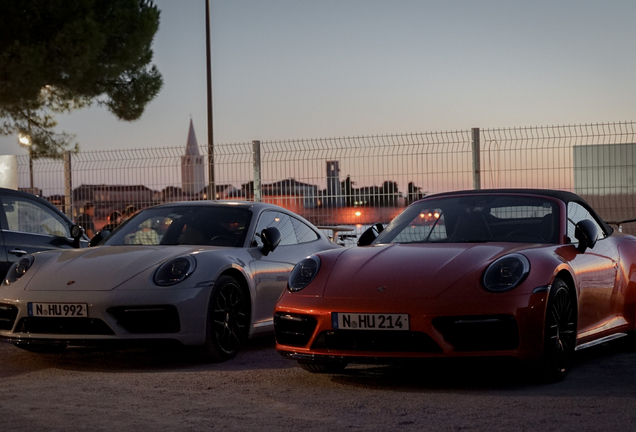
[25,246,203,291]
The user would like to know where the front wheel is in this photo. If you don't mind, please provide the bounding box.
[196,275,250,362]
[540,277,577,381]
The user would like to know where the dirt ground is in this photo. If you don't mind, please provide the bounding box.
[1,336,636,432]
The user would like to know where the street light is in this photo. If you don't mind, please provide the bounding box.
[205,0,215,201]
[18,132,34,190]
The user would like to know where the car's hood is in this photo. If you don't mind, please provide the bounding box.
[322,243,521,299]
[25,245,202,291]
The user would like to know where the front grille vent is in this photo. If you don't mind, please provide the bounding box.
[107,305,180,334]
[311,330,442,353]
[0,303,18,330]
[274,313,317,347]
[433,314,519,351]
[15,317,115,335]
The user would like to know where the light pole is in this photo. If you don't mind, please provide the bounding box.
[18,133,33,190]
[205,0,215,200]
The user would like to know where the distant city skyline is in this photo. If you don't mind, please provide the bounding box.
[1,0,635,158]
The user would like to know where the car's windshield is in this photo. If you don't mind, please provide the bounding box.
[104,206,252,247]
[374,195,559,244]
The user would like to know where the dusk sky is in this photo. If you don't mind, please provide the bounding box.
[1,0,635,157]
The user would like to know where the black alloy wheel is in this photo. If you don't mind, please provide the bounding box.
[541,277,577,381]
[199,275,250,362]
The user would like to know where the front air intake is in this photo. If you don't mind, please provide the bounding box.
[0,303,18,330]
[274,312,317,346]
[433,314,519,351]
[107,305,180,334]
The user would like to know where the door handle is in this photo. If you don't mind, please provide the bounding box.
[8,249,27,256]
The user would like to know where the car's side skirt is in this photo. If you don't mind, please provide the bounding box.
[575,332,627,351]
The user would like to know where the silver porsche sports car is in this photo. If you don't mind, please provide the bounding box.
[0,201,339,361]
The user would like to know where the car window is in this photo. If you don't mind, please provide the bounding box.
[291,217,320,244]
[254,211,297,246]
[376,195,559,244]
[1,195,70,237]
[124,217,163,245]
[567,202,606,242]
[104,206,252,247]
[391,208,447,243]
[490,205,552,219]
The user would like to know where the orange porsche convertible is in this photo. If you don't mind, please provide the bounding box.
[274,189,636,381]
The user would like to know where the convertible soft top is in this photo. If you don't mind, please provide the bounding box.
[424,188,612,233]
[427,188,582,203]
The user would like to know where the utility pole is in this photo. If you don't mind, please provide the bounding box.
[205,0,215,200]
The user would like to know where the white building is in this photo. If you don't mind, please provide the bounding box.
[574,143,636,195]
[325,160,344,207]
[181,120,206,195]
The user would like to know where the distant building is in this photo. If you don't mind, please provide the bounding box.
[181,120,206,195]
[325,160,344,207]
[262,178,318,209]
[574,143,636,195]
[199,184,241,200]
[573,143,636,231]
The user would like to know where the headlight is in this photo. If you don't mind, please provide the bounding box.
[4,255,35,286]
[154,255,197,286]
[288,256,321,292]
[482,253,530,292]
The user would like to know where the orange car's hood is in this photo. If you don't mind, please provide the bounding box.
[322,243,517,299]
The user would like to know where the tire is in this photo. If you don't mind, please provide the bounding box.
[540,277,577,382]
[197,275,250,362]
[297,361,348,374]
[14,343,67,354]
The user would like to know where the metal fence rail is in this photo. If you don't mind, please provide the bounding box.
[481,122,636,227]
[258,131,473,226]
[15,121,636,233]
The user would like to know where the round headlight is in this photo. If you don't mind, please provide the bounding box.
[288,256,321,292]
[482,253,530,292]
[4,255,35,286]
[154,255,197,286]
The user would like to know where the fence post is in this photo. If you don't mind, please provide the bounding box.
[253,140,261,202]
[472,127,481,190]
[63,150,73,219]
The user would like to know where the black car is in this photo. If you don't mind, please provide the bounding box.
[0,188,86,277]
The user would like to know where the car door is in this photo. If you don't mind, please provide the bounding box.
[0,192,75,277]
[249,210,322,328]
[566,202,620,336]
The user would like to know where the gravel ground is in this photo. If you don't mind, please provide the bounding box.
[1,336,636,432]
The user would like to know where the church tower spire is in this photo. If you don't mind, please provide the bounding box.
[181,120,206,195]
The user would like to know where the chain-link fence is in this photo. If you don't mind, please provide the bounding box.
[15,121,636,233]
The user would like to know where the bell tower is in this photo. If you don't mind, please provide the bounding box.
[181,120,206,195]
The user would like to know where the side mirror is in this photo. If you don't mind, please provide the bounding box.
[71,224,84,248]
[575,219,598,253]
[89,229,111,247]
[260,227,281,256]
[357,223,384,247]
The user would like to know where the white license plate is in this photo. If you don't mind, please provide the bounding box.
[28,303,88,318]
[332,313,409,331]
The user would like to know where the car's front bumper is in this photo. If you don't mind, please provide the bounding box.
[0,285,211,347]
[275,289,550,363]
